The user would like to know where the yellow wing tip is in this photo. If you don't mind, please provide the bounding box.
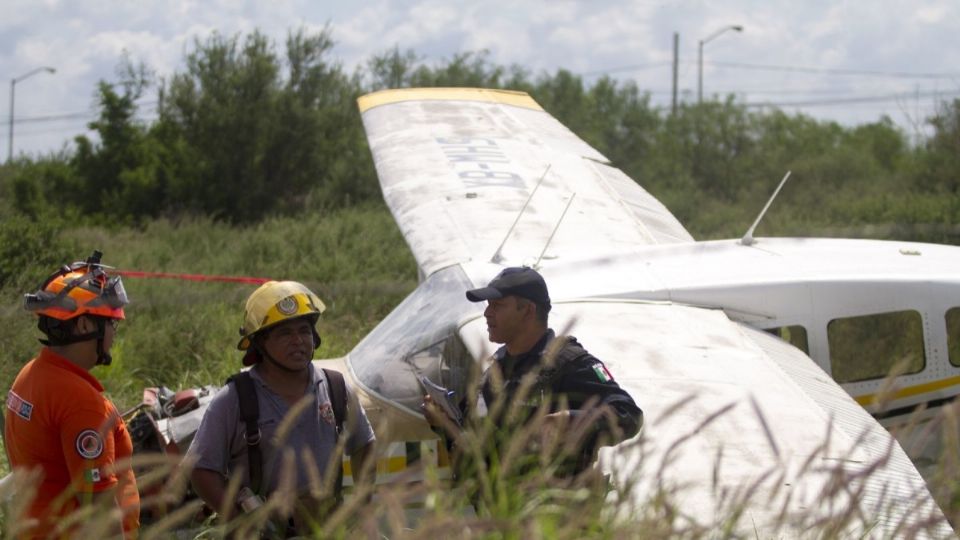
[357,87,543,113]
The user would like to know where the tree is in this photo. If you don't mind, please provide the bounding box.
[155,27,378,221]
[408,50,508,88]
[71,60,168,221]
[919,99,960,194]
[7,154,78,220]
[367,46,420,90]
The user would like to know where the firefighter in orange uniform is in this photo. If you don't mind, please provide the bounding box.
[4,251,140,538]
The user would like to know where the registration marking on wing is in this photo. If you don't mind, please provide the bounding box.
[436,136,525,190]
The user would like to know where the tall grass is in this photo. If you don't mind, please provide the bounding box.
[3,380,958,538]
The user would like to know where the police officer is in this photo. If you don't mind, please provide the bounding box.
[424,266,642,477]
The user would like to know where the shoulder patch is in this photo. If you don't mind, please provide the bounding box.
[76,429,104,459]
[6,391,33,421]
[592,362,614,383]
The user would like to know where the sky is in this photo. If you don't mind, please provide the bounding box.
[3,0,960,159]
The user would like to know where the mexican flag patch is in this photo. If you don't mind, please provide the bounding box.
[84,468,102,483]
[592,363,614,382]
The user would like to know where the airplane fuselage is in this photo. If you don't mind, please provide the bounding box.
[539,235,960,472]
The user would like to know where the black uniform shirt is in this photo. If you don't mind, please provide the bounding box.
[481,330,641,438]
[452,329,643,476]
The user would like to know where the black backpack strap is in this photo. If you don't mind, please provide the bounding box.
[322,368,347,436]
[541,336,592,385]
[227,371,263,496]
[554,337,592,366]
[322,368,348,502]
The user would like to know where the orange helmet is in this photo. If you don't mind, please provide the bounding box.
[24,250,128,321]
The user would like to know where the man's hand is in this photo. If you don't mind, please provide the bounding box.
[420,395,446,427]
[543,410,571,424]
[421,394,464,442]
[350,440,376,487]
[190,468,231,520]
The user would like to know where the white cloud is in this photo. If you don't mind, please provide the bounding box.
[914,4,948,24]
[87,30,173,70]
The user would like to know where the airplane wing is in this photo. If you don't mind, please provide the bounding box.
[358,88,694,278]
[458,301,950,536]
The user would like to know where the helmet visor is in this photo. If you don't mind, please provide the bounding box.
[88,275,128,309]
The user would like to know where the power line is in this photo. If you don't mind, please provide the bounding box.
[713,86,933,96]
[14,115,158,138]
[1,100,158,125]
[638,85,938,97]
[540,78,955,108]
[743,89,960,108]
[577,58,960,110]
[710,61,960,80]
[580,59,960,80]
[8,112,93,125]
[580,62,672,77]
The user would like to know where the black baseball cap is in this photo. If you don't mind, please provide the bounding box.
[466,267,551,311]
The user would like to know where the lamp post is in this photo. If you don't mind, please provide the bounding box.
[698,25,742,104]
[8,66,56,163]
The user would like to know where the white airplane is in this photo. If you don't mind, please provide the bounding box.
[350,87,959,534]
[143,87,957,536]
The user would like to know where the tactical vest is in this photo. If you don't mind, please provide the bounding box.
[481,335,593,415]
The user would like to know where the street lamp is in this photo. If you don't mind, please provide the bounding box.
[698,25,742,104]
[8,66,56,163]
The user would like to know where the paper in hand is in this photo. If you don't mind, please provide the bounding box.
[418,375,463,426]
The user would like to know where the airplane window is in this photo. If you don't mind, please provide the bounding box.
[946,307,960,367]
[763,325,809,354]
[348,265,478,412]
[439,332,475,400]
[827,310,925,384]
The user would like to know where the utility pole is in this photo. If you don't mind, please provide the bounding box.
[698,25,742,105]
[671,32,679,115]
[8,66,56,163]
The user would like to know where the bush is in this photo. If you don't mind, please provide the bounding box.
[0,212,73,291]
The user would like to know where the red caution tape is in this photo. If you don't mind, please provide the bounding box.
[115,270,271,285]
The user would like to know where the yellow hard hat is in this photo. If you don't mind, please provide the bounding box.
[238,281,326,351]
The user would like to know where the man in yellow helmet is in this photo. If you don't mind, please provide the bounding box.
[5,251,140,539]
[187,281,375,535]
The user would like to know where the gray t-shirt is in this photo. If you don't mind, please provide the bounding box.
[187,364,376,495]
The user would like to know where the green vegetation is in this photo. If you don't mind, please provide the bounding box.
[2,23,960,538]
[0,206,417,414]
